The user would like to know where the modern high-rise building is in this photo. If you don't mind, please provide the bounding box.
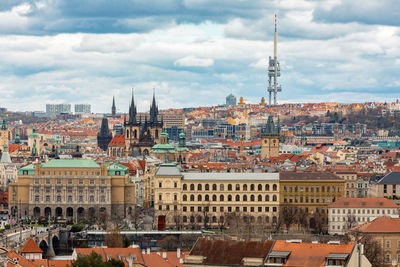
[46,104,71,118]
[74,104,91,114]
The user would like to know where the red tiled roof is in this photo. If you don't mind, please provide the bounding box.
[108,134,125,146]
[75,247,145,266]
[328,197,399,208]
[8,144,21,153]
[271,240,354,266]
[350,217,400,233]
[19,238,42,253]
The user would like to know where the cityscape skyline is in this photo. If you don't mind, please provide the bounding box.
[0,0,399,113]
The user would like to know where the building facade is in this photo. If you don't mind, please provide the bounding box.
[280,172,345,228]
[9,159,135,221]
[369,172,400,202]
[74,104,91,114]
[336,172,357,198]
[162,112,185,128]
[46,104,71,117]
[328,197,399,235]
[154,164,280,229]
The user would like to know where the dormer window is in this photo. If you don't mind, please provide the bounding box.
[267,251,291,264]
[326,253,349,266]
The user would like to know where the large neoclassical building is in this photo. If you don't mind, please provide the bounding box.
[9,159,135,221]
[154,163,280,229]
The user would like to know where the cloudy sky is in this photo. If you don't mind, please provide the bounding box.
[0,0,399,113]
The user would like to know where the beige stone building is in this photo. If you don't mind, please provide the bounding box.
[154,163,280,229]
[161,112,185,128]
[9,159,135,221]
[336,171,357,197]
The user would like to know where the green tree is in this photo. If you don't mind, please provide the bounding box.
[68,251,124,267]
[123,236,131,248]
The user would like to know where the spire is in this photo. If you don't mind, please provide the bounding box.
[128,88,137,124]
[15,130,21,144]
[111,96,116,117]
[150,88,159,123]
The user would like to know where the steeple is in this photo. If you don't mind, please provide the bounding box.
[97,117,112,151]
[1,115,7,131]
[111,96,116,117]
[128,89,137,124]
[149,88,159,124]
[14,131,21,144]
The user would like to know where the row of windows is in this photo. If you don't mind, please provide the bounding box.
[331,216,371,223]
[181,194,277,202]
[182,183,278,192]
[33,187,107,194]
[284,196,334,204]
[330,208,394,215]
[283,185,341,193]
[158,205,278,213]
[34,195,106,203]
[35,178,107,185]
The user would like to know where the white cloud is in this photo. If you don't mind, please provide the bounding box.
[174,56,214,67]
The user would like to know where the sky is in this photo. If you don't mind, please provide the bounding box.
[0,0,399,113]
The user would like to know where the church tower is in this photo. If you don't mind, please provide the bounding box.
[124,91,141,155]
[97,117,112,151]
[260,115,280,160]
[0,115,9,151]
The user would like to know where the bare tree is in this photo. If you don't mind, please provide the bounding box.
[105,225,123,248]
[296,209,309,231]
[130,206,144,230]
[173,212,183,230]
[201,202,211,229]
[348,231,383,267]
[98,210,109,230]
[279,203,298,232]
[345,213,357,231]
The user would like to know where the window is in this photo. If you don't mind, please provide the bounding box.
[236,184,240,191]
[212,195,216,201]
[183,195,187,201]
[100,196,105,202]
[183,184,187,190]
[243,184,248,191]
[220,195,224,201]
[386,240,391,248]
[212,184,217,191]
[89,196,94,203]
[190,195,194,201]
[57,196,62,202]
[250,195,255,201]
[46,195,50,202]
[159,182,162,188]
[205,184,209,191]
[243,195,248,201]
[258,184,262,191]
[220,184,224,191]
[68,196,72,202]
[35,179,39,184]
[198,184,202,191]
[272,195,277,202]
[250,184,255,191]
[258,195,262,201]
[35,195,40,202]
[228,184,233,191]
[46,179,50,184]
[159,194,162,201]
[228,195,232,201]
[236,195,240,201]
[265,184,270,191]
[205,195,209,201]
[273,184,277,191]
[68,179,72,184]
[79,196,83,202]
[79,179,83,184]
[190,184,194,190]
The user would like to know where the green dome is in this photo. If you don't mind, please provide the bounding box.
[160,132,169,138]
[179,132,185,138]
[29,128,40,138]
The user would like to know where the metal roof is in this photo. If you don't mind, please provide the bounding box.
[377,172,400,185]
[269,251,291,257]
[326,253,349,260]
[41,159,101,168]
[155,164,182,176]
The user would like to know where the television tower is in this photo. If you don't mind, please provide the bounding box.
[268,14,282,106]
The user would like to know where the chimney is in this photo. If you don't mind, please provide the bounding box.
[177,248,181,258]
[162,252,167,259]
[126,255,133,267]
[146,248,150,254]
[142,250,145,254]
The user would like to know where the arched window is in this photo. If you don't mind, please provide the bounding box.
[155,129,159,139]
[220,184,224,191]
[205,195,209,201]
[219,216,224,223]
[243,195,247,201]
[189,194,195,201]
[190,216,195,223]
[265,194,270,201]
[243,184,248,191]
[220,195,224,201]
[250,184,255,191]
[273,184,277,191]
[212,184,217,191]
[228,195,232,201]
[212,195,217,201]
[235,184,240,191]
[258,195,262,201]
[126,129,129,138]
[198,184,202,191]
[134,129,137,138]
[212,216,217,223]
[190,184,195,191]
[272,216,277,224]
[250,195,255,201]
[265,184,270,191]
[272,195,277,202]
[182,195,187,201]
[228,184,232,191]
[197,216,202,223]
[183,184,187,191]
[235,195,240,201]
[265,216,270,223]
[198,195,202,201]
[183,216,187,223]
[258,184,262,191]
[205,184,210,191]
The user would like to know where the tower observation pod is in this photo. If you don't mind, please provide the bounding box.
[268,14,282,106]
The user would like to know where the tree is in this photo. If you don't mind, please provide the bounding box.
[130,206,143,230]
[348,231,383,267]
[98,210,109,230]
[279,204,298,232]
[296,209,309,231]
[345,213,357,231]
[123,236,131,248]
[68,251,124,267]
[105,226,123,248]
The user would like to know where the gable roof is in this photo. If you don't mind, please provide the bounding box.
[189,238,274,265]
[328,197,398,208]
[271,240,354,267]
[350,217,400,233]
[19,238,42,254]
[109,134,125,146]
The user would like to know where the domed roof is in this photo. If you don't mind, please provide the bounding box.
[179,132,185,138]
[160,131,169,138]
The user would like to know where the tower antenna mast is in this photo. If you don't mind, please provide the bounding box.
[268,14,282,106]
